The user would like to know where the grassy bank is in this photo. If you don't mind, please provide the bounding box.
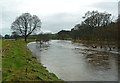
[2,39,62,81]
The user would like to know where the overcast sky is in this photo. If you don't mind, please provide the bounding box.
[0,0,119,36]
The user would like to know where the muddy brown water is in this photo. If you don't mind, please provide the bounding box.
[28,40,118,81]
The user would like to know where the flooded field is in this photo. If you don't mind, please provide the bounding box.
[28,40,118,81]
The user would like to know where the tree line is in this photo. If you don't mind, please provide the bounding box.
[57,11,119,44]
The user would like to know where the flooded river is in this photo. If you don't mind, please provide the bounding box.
[28,40,118,81]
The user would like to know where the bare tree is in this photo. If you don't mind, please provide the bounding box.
[82,11,112,28]
[11,13,41,42]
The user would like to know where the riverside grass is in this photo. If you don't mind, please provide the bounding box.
[2,39,62,81]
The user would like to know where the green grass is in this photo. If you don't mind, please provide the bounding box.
[2,39,63,81]
[64,38,72,40]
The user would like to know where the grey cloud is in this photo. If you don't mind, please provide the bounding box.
[91,2,118,16]
[1,0,118,35]
[93,2,117,9]
[2,10,21,35]
[41,13,82,33]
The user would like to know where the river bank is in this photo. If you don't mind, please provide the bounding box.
[2,39,62,81]
[72,40,119,47]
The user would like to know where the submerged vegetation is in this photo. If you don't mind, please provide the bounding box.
[2,39,62,81]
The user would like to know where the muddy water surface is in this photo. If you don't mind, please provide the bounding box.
[28,40,118,81]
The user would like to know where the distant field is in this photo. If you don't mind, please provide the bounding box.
[2,39,62,81]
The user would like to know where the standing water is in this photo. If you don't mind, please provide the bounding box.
[28,40,118,81]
